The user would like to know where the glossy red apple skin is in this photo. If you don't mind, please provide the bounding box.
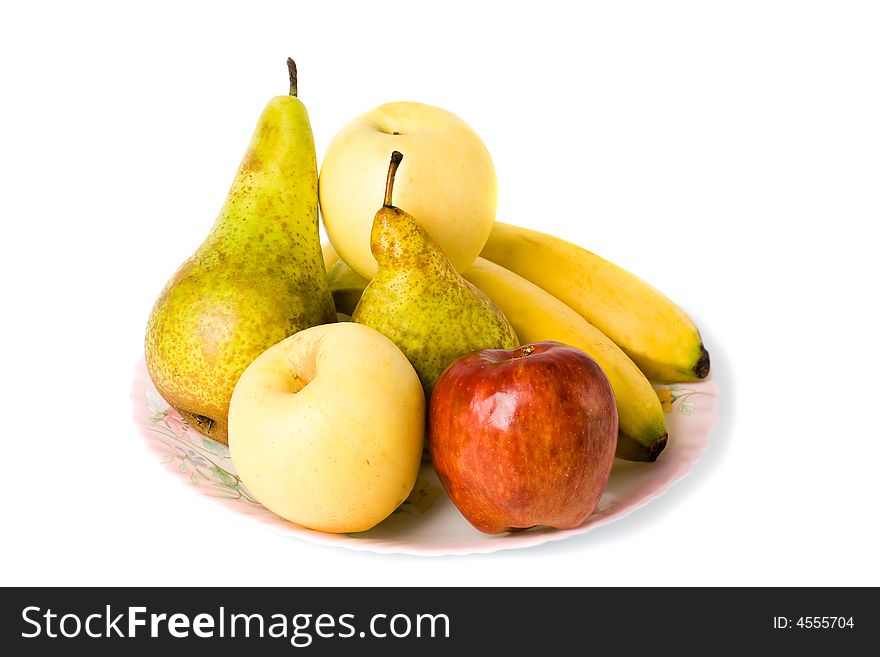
[428,341,618,534]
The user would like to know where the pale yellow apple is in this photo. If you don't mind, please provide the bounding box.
[319,101,497,279]
[228,322,425,533]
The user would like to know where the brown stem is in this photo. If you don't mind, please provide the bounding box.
[287,58,298,97]
[384,151,404,208]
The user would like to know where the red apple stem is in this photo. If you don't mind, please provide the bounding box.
[287,57,298,97]
[384,151,404,208]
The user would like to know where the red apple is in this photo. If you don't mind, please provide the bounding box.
[428,341,618,534]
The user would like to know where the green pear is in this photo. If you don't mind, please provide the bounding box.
[145,59,336,443]
[352,151,518,396]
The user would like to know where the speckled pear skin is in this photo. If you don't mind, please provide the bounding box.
[352,204,519,397]
[145,93,336,444]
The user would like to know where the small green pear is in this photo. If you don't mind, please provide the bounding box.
[145,59,336,443]
[352,151,518,396]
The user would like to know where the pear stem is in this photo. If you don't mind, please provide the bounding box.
[287,58,298,97]
[384,151,404,208]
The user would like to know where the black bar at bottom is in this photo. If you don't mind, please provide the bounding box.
[0,587,873,654]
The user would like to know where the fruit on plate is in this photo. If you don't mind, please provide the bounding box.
[463,258,668,461]
[319,101,497,278]
[429,342,618,533]
[352,152,518,396]
[320,249,668,461]
[480,222,710,383]
[228,322,425,533]
[144,59,336,443]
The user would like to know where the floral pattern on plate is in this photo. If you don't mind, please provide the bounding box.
[133,360,719,555]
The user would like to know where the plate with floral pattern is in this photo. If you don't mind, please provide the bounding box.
[132,359,719,556]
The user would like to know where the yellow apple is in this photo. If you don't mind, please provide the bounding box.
[227,322,425,533]
[319,101,497,279]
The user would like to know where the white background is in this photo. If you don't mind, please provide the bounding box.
[1,1,878,586]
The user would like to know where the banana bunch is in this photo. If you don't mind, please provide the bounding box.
[482,223,709,383]
[321,222,709,462]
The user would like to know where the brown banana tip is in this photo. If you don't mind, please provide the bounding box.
[694,344,711,379]
[648,434,668,462]
[616,433,668,462]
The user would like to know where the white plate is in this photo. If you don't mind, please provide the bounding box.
[132,360,719,556]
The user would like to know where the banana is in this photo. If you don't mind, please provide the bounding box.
[321,243,668,461]
[480,222,710,383]
[463,258,668,461]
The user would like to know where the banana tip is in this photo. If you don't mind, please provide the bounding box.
[647,434,668,462]
[694,344,710,379]
[615,433,668,462]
